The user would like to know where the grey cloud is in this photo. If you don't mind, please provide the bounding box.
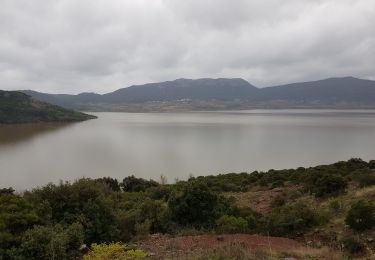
[0,0,374,93]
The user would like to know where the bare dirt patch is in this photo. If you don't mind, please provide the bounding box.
[137,234,302,258]
[224,185,303,214]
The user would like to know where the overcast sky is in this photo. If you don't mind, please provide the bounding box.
[1,0,374,94]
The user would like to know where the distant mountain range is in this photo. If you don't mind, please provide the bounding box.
[21,77,375,111]
[0,90,96,124]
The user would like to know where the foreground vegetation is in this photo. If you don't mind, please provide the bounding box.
[0,90,96,124]
[1,158,375,259]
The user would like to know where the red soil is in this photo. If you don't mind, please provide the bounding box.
[137,234,301,257]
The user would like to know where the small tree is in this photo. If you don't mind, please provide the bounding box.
[0,193,42,259]
[345,200,375,231]
[20,223,84,260]
[121,175,159,192]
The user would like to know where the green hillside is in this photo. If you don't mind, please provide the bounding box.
[1,159,375,259]
[0,90,96,124]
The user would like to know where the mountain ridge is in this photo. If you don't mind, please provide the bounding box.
[20,76,375,111]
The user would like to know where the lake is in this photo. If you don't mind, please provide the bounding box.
[1,110,375,190]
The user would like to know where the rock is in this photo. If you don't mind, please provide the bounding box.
[79,244,89,255]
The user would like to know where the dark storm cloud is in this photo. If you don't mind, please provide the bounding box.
[0,0,374,93]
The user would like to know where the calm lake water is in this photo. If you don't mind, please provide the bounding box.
[1,110,375,190]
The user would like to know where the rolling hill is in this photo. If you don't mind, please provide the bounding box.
[259,76,375,103]
[21,76,375,111]
[0,90,96,124]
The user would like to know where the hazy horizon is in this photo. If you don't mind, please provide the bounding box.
[13,75,375,95]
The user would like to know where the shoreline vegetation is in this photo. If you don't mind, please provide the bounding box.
[65,100,375,113]
[0,90,96,124]
[1,158,375,259]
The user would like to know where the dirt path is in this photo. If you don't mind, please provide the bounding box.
[137,234,302,258]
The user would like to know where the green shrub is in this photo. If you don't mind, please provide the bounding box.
[0,193,42,259]
[216,215,248,234]
[121,175,159,192]
[191,174,250,192]
[147,185,172,200]
[345,200,375,231]
[267,199,321,236]
[84,242,147,259]
[95,177,121,192]
[134,220,151,238]
[168,181,229,227]
[84,242,125,260]
[0,187,14,195]
[354,172,375,188]
[271,180,284,189]
[116,210,140,242]
[138,199,172,234]
[369,160,375,169]
[306,173,347,197]
[28,179,119,244]
[19,223,84,260]
[115,198,172,241]
[230,207,265,233]
[126,249,147,258]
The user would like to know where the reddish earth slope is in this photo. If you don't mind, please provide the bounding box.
[137,234,302,258]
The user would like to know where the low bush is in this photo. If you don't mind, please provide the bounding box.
[168,181,229,227]
[216,215,248,234]
[345,200,375,231]
[84,242,147,259]
[0,159,374,258]
[19,223,84,260]
[306,173,347,197]
[267,199,322,236]
[121,175,159,192]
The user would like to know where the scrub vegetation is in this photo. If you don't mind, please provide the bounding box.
[1,158,375,259]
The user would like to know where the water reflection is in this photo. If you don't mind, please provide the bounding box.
[1,110,375,190]
[0,123,72,146]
